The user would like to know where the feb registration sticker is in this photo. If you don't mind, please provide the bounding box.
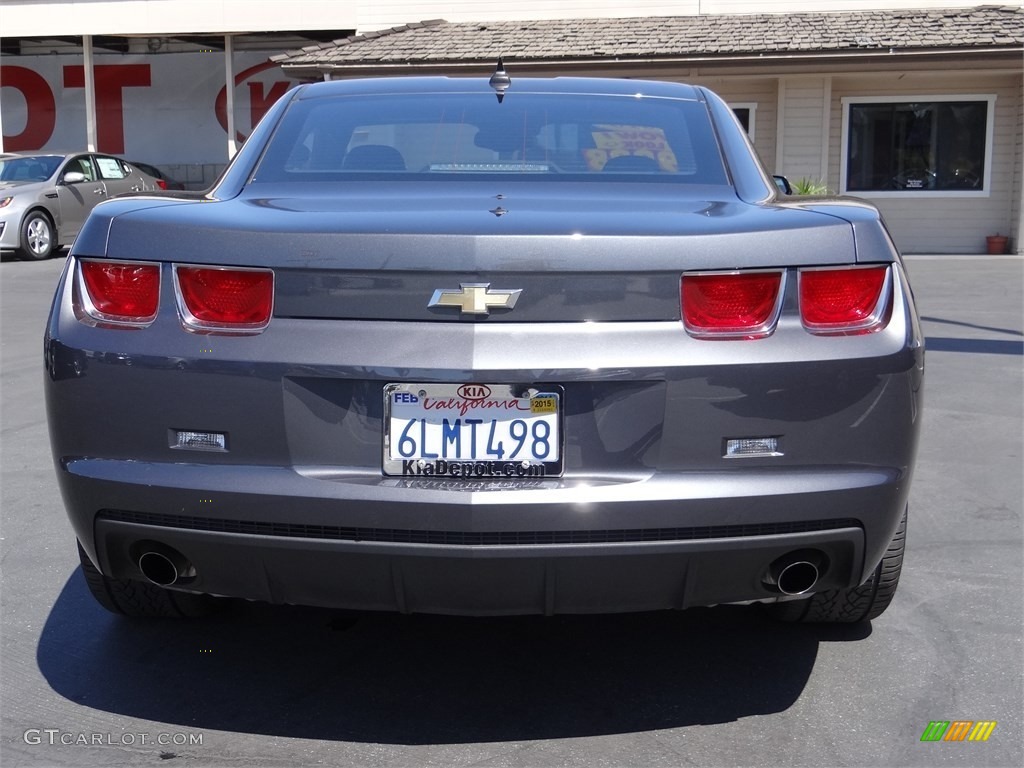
[383,383,563,478]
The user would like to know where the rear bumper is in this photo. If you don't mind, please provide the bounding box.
[65,459,907,615]
[94,518,864,615]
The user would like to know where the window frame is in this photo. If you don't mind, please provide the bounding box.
[66,154,97,182]
[840,94,996,199]
[95,154,129,181]
[729,102,757,141]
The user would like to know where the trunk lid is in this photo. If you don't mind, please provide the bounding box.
[101,181,857,322]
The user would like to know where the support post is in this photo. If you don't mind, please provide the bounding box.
[224,34,237,159]
[83,35,97,151]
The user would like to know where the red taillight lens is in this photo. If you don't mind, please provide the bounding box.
[799,265,890,334]
[681,271,784,339]
[155,178,168,190]
[175,266,273,331]
[79,260,160,324]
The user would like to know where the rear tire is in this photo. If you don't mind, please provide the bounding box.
[77,542,221,618]
[771,507,907,623]
[17,211,57,260]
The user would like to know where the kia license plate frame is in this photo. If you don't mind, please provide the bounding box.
[383,383,564,479]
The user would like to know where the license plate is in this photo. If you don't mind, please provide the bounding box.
[383,383,563,478]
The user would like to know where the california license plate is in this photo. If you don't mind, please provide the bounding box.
[383,383,563,478]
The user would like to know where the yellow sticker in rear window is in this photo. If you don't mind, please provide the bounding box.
[585,124,679,172]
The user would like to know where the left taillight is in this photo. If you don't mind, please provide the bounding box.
[77,259,160,327]
[174,265,274,332]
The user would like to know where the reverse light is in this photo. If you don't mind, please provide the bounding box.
[681,270,785,339]
[725,437,782,458]
[171,429,227,452]
[78,259,160,326]
[799,265,891,335]
[174,265,274,332]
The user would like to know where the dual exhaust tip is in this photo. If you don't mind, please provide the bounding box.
[763,550,827,595]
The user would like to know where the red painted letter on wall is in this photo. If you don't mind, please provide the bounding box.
[248,80,288,131]
[215,61,287,142]
[63,64,151,154]
[0,66,57,150]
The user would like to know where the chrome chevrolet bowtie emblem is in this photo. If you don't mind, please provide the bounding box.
[428,283,522,315]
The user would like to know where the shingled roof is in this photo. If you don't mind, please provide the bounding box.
[273,5,1024,75]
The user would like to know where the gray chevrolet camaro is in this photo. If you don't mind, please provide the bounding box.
[45,73,924,623]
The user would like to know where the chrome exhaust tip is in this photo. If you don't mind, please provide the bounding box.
[764,550,826,595]
[137,546,193,586]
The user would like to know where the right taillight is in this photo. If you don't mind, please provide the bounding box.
[154,178,168,190]
[799,265,891,335]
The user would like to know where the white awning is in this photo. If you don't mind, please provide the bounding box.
[0,0,357,37]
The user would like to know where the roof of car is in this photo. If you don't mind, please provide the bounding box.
[296,76,703,101]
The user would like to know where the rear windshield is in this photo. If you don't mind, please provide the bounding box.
[253,92,728,184]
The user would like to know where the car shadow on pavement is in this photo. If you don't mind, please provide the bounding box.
[920,315,1023,337]
[925,337,1024,355]
[922,315,1024,356]
[0,247,66,263]
[37,569,868,744]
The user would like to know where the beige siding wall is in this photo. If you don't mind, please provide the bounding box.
[776,77,831,185]
[830,73,1022,254]
[1013,77,1024,254]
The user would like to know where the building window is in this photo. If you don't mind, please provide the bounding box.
[841,95,995,196]
[730,103,757,141]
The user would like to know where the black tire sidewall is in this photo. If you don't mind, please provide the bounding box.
[19,211,55,260]
[76,541,221,618]
[771,507,907,624]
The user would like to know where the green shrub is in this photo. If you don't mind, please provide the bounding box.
[792,178,829,195]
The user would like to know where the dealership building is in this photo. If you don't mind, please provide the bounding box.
[1,0,1022,253]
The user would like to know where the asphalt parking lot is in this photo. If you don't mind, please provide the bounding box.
[1,252,1021,768]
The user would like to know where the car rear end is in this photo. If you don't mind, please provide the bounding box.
[45,77,923,617]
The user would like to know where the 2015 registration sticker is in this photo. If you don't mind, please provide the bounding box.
[383,383,563,478]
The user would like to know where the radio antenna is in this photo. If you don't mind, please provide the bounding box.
[489,57,511,103]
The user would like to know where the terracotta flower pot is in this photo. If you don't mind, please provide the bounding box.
[986,235,1008,255]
